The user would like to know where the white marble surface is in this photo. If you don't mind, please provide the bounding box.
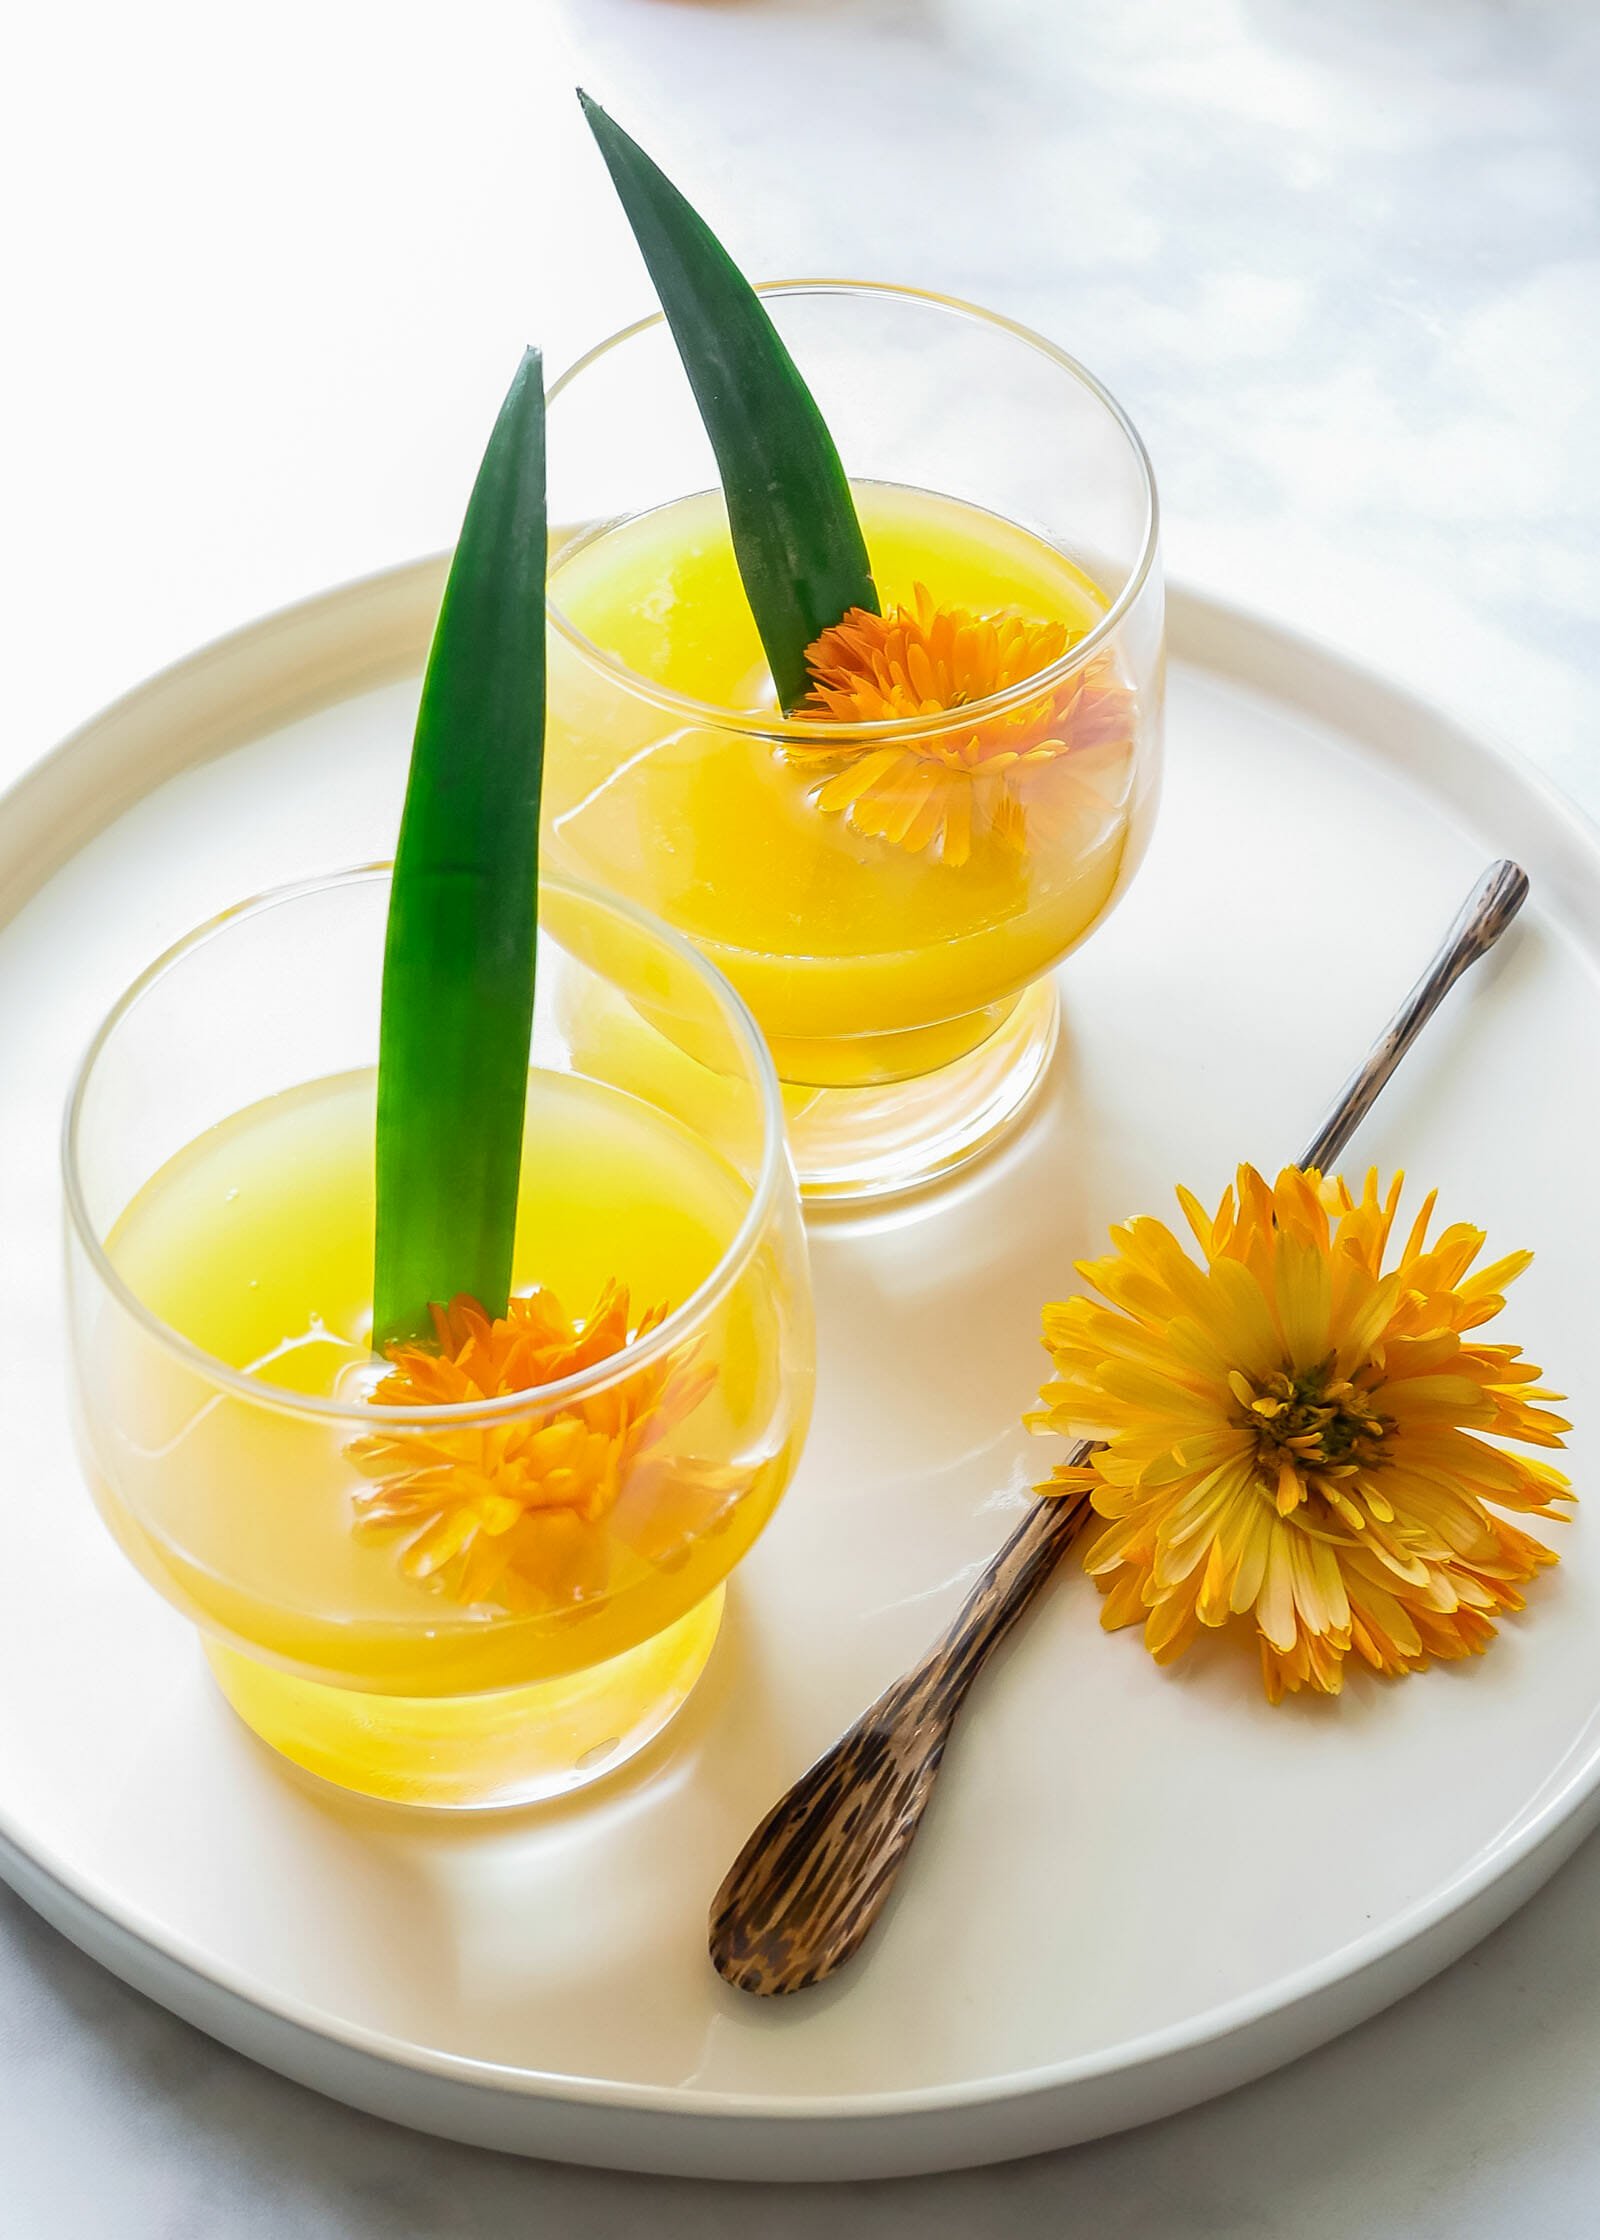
[3,0,1597,2229]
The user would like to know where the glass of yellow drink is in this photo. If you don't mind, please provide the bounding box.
[64,868,812,1809]
[545,282,1163,1200]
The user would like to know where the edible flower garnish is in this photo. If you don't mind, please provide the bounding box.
[791,586,1136,865]
[1031,1164,1572,1701]
[351,1284,715,1613]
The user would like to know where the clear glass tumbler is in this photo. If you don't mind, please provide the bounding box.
[65,869,813,1809]
[545,281,1164,1200]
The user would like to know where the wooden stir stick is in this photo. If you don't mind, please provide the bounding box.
[710,858,1530,1997]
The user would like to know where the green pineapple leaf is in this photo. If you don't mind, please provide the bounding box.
[580,91,878,712]
[373,347,547,1347]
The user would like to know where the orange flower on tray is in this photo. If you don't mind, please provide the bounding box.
[350,1283,716,1613]
[790,584,1136,866]
[1031,1165,1573,1701]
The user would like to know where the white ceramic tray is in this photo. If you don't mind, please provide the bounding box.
[1,564,1596,2182]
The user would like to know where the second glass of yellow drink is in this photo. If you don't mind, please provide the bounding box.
[545,283,1164,1200]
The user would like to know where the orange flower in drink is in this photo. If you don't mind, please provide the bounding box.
[351,1283,715,1614]
[1031,1166,1572,1700]
[792,584,1135,865]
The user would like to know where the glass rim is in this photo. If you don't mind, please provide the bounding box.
[544,277,1162,744]
[62,865,793,1431]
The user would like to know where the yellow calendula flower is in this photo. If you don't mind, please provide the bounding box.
[791,585,1135,867]
[1030,1166,1572,1701]
[350,1283,715,1614]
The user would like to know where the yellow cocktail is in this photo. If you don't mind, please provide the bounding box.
[545,285,1164,1196]
[66,872,813,1808]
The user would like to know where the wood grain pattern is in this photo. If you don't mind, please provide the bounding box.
[709,1477,1093,1997]
[709,859,1529,1997]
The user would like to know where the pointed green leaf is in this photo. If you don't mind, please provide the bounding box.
[579,91,878,712]
[373,348,548,1348]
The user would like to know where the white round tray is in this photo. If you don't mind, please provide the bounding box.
[1,563,1595,2182]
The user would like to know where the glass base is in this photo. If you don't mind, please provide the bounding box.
[783,978,1060,1204]
[203,1586,724,1811]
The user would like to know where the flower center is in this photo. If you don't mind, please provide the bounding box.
[1230,1360,1387,1503]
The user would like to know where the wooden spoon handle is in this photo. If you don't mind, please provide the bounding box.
[910,1465,1095,1711]
[1298,858,1527,1174]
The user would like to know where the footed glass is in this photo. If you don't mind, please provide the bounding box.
[545,282,1164,1199]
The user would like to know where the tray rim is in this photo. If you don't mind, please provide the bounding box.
[5,556,1599,2161]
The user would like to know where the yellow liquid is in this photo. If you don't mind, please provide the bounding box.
[547,483,1153,1085]
[89,1072,804,1708]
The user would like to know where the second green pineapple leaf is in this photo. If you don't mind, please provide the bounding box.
[579,91,878,713]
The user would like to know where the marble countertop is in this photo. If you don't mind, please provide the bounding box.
[3,0,1597,2230]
